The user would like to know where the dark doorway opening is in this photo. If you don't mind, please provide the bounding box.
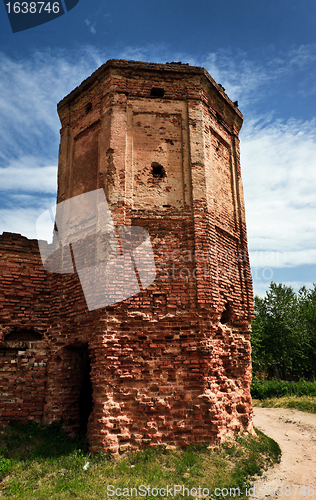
[79,347,93,434]
[65,344,93,435]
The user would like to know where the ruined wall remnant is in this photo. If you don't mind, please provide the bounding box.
[0,233,49,423]
[0,60,254,453]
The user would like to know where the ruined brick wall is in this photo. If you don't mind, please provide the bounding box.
[0,60,254,454]
[0,340,47,423]
[0,233,49,422]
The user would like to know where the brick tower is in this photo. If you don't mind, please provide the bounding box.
[0,60,254,453]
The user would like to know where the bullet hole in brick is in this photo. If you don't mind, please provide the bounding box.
[85,102,92,114]
[150,87,165,98]
[151,163,166,179]
[153,293,167,307]
[236,404,246,414]
[225,405,232,414]
[5,328,42,341]
[220,302,232,324]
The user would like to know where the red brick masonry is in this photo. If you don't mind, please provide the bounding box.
[0,60,254,454]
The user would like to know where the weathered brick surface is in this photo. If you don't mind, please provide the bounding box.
[0,60,254,453]
[0,233,49,422]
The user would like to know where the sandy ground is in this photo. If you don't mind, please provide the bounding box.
[251,408,316,500]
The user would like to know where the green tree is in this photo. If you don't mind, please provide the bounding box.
[297,284,316,380]
[251,282,306,379]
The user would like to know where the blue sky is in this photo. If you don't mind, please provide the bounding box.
[0,0,316,297]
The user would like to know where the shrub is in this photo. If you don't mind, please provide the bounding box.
[251,377,316,400]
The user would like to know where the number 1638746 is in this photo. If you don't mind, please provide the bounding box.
[5,2,60,14]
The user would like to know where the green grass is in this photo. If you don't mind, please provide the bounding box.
[253,395,316,413]
[0,421,280,500]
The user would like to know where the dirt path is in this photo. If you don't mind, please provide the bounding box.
[252,408,316,500]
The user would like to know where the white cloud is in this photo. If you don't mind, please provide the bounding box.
[0,48,105,239]
[203,49,273,106]
[0,160,57,193]
[83,5,111,36]
[0,48,105,165]
[252,280,315,299]
[85,19,96,35]
[287,44,316,69]
[250,249,316,269]
[0,197,56,240]
[241,116,316,267]
[202,44,316,106]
